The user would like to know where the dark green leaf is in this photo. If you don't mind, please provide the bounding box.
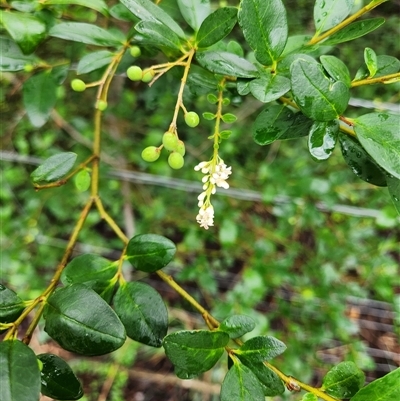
[37,353,83,400]
[290,58,350,121]
[322,18,385,45]
[314,0,353,34]
[350,368,400,401]
[374,55,400,77]
[77,50,114,74]
[109,3,139,22]
[44,284,126,356]
[320,55,351,86]
[0,11,46,54]
[126,233,176,273]
[0,340,41,401]
[219,315,255,339]
[252,104,295,145]
[278,52,316,76]
[49,22,123,46]
[339,133,387,187]
[364,47,378,77]
[0,284,25,329]
[0,36,38,71]
[163,330,229,378]
[41,0,109,15]
[220,361,265,401]
[235,336,286,363]
[322,361,365,398]
[249,73,290,103]
[196,51,259,78]
[51,64,69,85]
[113,281,168,347]
[386,176,400,215]
[30,152,77,183]
[308,120,339,160]
[177,0,210,31]
[196,7,237,49]
[238,0,288,65]
[354,113,400,179]
[279,112,313,140]
[135,21,182,50]
[187,64,219,95]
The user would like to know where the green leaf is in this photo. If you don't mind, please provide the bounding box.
[221,361,265,401]
[364,47,378,77]
[354,113,400,179]
[135,21,182,50]
[77,50,114,74]
[120,0,185,39]
[203,112,216,120]
[322,361,365,398]
[30,152,77,183]
[109,3,139,22]
[9,1,37,12]
[308,120,339,160]
[219,315,255,339]
[249,74,290,103]
[41,0,109,15]
[44,284,126,356]
[221,113,237,123]
[187,64,219,95]
[113,281,168,347]
[373,55,400,77]
[0,36,38,71]
[0,284,25,330]
[220,130,232,139]
[238,0,288,65]
[126,233,176,273]
[0,11,46,54]
[314,0,354,34]
[252,104,295,145]
[234,336,286,363]
[386,176,400,215]
[339,133,387,187]
[163,330,229,379]
[290,58,350,121]
[23,71,58,128]
[350,368,400,401]
[320,55,351,86]
[196,7,237,49]
[49,22,123,46]
[37,353,83,400]
[279,112,313,140]
[322,17,385,45]
[74,169,91,192]
[0,340,41,401]
[196,51,259,78]
[302,394,318,401]
[227,40,244,57]
[177,0,210,31]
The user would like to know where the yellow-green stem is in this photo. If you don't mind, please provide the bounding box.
[351,72,400,87]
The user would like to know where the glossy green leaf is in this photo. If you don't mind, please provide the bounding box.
[37,353,83,400]
[187,64,219,95]
[221,361,265,401]
[350,368,400,401]
[23,71,58,128]
[320,55,351,86]
[196,51,259,78]
[238,0,288,65]
[308,120,339,160]
[302,394,318,401]
[290,58,350,121]
[314,0,353,34]
[120,0,185,39]
[386,176,400,215]
[339,133,387,187]
[0,36,38,71]
[74,169,91,192]
[278,52,316,76]
[30,152,77,183]
[234,336,286,363]
[77,50,114,74]
[135,21,182,50]
[373,55,400,77]
[196,7,237,49]
[0,284,25,329]
[163,330,229,379]
[41,0,108,15]
[126,233,176,273]
[279,112,313,140]
[44,284,126,356]
[109,3,139,22]
[177,0,210,31]
[219,315,255,339]
[252,104,295,145]
[354,113,400,179]
[323,17,385,45]
[0,11,46,54]
[322,361,365,398]
[49,22,123,46]
[0,340,41,401]
[364,47,378,77]
[249,74,290,103]
[113,281,168,347]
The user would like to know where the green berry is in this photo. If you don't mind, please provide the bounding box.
[24,64,34,72]
[130,46,141,58]
[127,66,143,81]
[71,79,86,92]
[176,140,185,156]
[142,69,155,83]
[162,132,179,151]
[141,146,160,162]
[185,111,200,128]
[96,100,108,111]
[168,152,184,170]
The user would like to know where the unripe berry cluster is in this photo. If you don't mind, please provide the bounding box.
[126,65,155,83]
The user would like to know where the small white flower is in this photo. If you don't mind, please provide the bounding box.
[196,205,214,229]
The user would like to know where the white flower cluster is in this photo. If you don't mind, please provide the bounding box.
[194,159,232,229]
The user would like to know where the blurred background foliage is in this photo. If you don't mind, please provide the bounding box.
[1,0,399,400]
